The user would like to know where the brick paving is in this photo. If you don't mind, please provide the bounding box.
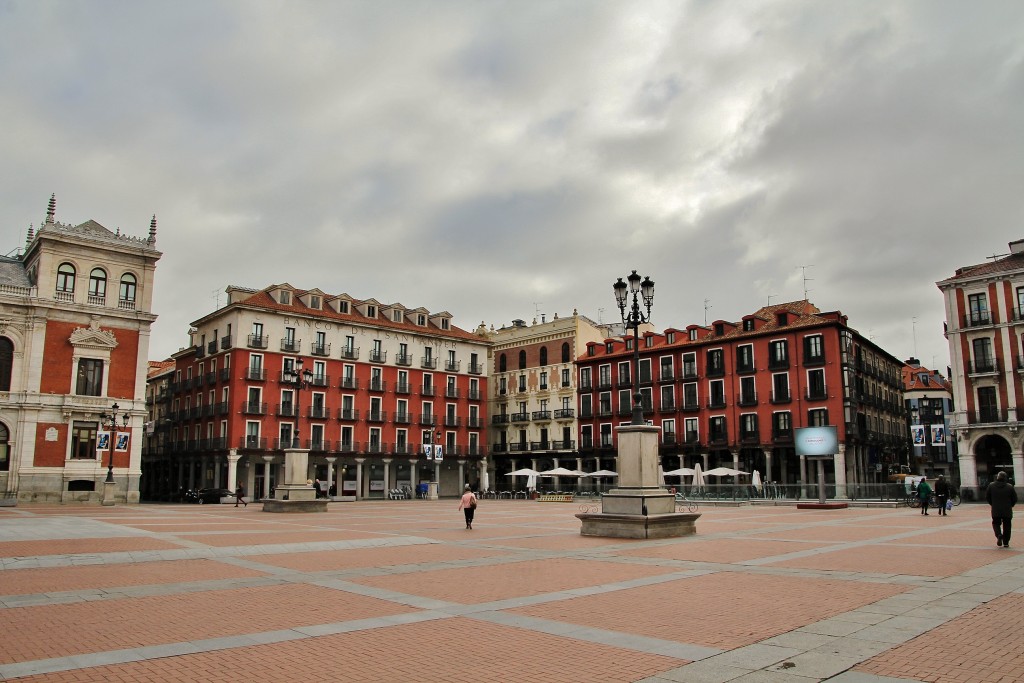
[0,500,1021,682]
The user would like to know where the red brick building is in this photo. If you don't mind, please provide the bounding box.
[575,301,907,492]
[0,196,161,503]
[144,284,491,500]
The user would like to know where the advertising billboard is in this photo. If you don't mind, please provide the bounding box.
[794,426,839,457]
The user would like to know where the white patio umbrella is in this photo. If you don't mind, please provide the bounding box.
[751,470,763,493]
[538,467,585,477]
[704,467,749,477]
[584,469,619,477]
[482,469,490,492]
[663,467,695,477]
[526,473,537,491]
[506,468,540,476]
[692,462,705,488]
[658,464,667,486]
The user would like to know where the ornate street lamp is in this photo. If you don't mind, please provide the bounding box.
[99,403,131,483]
[613,270,655,425]
[281,359,314,449]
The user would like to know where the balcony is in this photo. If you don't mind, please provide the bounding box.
[306,440,327,452]
[554,408,574,419]
[617,404,633,417]
[369,379,387,392]
[706,397,727,410]
[508,441,530,453]
[420,385,435,396]
[770,391,791,404]
[805,387,828,401]
[708,431,728,445]
[336,440,356,453]
[364,441,385,455]
[705,366,725,378]
[239,436,267,450]
[659,369,675,382]
[276,403,298,418]
[491,415,510,424]
[468,362,483,375]
[394,412,412,424]
[445,360,461,372]
[467,417,484,428]
[772,429,793,443]
[369,350,387,363]
[419,414,436,426]
[205,371,217,385]
[684,432,699,445]
[247,334,268,349]
[597,380,613,391]
[340,346,359,360]
[194,346,205,359]
[421,357,437,369]
[735,361,755,375]
[617,376,632,389]
[396,353,413,366]
[219,367,231,382]
[680,399,700,412]
[468,389,482,401]
[367,410,387,423]
[445,415,461,427]
[206,340,217,355]
[578,382,593,392]
[661,432,677,446]
[220,335,232,350]
[445,388,460,399]
[308,405,328,419]
[311,374,329,388]
[767,357,789,370]
[510,412,529,422]
[311,342,331,356]
[962,312,993,328]
[241,401,267,415]
[245,367,266,381]
[739,430,760,444]
[803,352,826,367]
[970,408,1008,424]
[395,382,411,394]
[275,437,301,450]
[659,401,676,413]
[280,338,301,353]
[579,408,593,418]
[737,393,758,407]
[491,443,508,453]
[597,408,614,418]
[393,443,413,455]
[339,376,359,390]
[968,359,999,375]
[338,408,359,420]
[532,410,552,421]
[681,365,698,380]
[54,290,74,303]
[215,401,229,416]
[466,444,485,457]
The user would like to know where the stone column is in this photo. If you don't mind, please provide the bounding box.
[457,460,465,489]
[409,459,419,492]
[227,450,240,492]
[383,458,392,494]
[834,443,848,498]
[799,454,807,499]
[262,455,274,499]
[325,456,336,498]
[1012,450,1024,493]
[764,449,773,486]
[731,450,740,472]
[355,458,364,500]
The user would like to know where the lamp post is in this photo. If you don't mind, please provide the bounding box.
[281,358,314,449]
[613,270,655,425]
[99,403,131,484]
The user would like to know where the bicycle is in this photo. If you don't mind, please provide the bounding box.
[675,493,698,513]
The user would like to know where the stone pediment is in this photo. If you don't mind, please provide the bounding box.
[69,321,118,349]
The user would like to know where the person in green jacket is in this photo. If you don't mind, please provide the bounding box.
[917,478,933,515]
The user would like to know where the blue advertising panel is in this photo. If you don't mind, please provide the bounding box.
[794,426,838,457]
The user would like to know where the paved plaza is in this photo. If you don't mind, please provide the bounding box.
[0,499,1021,683]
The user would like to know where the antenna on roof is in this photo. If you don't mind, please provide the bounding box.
[799,265,814,300]
[211,289,222,309]
[533,301,543,321]
[704,299,712,326]
[597,308,605,325]
[986,253,1010,261]
[912,317,918,358]
[767,294,777,306]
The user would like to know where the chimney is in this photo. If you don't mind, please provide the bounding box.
[1010,239,1024,254]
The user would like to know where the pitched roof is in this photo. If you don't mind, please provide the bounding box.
[902,363,952,392]
[0,255,30,288]
[939,250,1024,284]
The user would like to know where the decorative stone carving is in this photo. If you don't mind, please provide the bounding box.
[69,320,118,349]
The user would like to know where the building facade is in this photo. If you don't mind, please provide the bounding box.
[0,196,161,502]
[486,312,613,490]
[575,301,907,493]
[937,238,1024,495]
[143,284,490,500]
[902,359,957,481]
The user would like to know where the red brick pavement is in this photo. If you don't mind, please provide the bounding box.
[617,537,828,564]
[855,593,1024,683]
[0,537,182,558]
[256,543,507,572]
[512,571,907,649]
[770,542,999,577]
[6,617,685,683]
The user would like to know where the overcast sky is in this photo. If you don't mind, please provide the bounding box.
[2,1,1022,371]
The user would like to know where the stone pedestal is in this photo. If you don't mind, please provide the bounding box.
[263,449,327,513]
[427,481,439,500]
[577,424,700,539]
[101,480,116,506]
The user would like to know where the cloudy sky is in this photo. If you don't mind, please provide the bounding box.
[2,1,1022,370]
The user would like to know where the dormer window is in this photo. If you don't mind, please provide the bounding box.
[418,314,426,326]
[776,312,788,326]
[689,329,697,341]
[279,291,292,305]
[338,301,349,314]
[743,319,755,331]
[666,332,675,344]
[366,305,377,318]
[309,295,321,309]
[392,310,403,323]
[441,318,449,330]
[714,323,724,335]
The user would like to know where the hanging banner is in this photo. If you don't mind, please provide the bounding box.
[930,424,946,446]
[911,424,925,446]
[423,443,433,460]
[96,431,111,452]
[115,432,130,452]
[434,444,444,462]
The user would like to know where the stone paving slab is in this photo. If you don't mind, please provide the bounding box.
[0,501,1021,682]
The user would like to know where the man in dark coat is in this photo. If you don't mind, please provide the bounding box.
[934,475,950,516]
[986,471,1018,548]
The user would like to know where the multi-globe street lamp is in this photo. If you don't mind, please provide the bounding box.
[99,403,131,484]
[613,270,655,426]
[282,358,314,449]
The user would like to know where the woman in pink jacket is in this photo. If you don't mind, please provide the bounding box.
[458,484,478,529]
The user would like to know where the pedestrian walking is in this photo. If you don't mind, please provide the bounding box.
[986,471,1018,548]
[234,484,247,507]
[934,474,950,516]
[458,484,478,529]
[917,477,933,515]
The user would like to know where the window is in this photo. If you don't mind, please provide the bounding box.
[561,368,570,387]
[740,413,758,438]
[743,319,755,331]
[70,421,98,459]
[660,384,675,410]
[709,416,727,441]
[617,389,631,413]
[0,337,12,391]
[88,268,106,297]
[417,314,426,326]
[539,371,548,390]
[392,309,402,322]
[667,332,675,344]
[499,353,507,372]
[600,423,613,447]
[338,300,350,314]
[660,356,673,380]
[682,353,697,378]
[772,373,790,402]
[119,274,138,303]
[310,295,321,310]
[689,329,698,341]
[978,386,999,422]
[639,358,651,383]
[518,374,526,392]
[769,340,788,367]
[540,347,548,366]
[499,377,507,394]
[709,379,725,407]
[662,418,676,443]
[56,262,76,292]
[968,293,989,325]
[804,334,824,363]
[684,417,698,443]
[682,382,698,408]
[598,365,611,387]
[580,394,593,417]
[807,369,826,399]
[441,318,449,330]
[518,350,527,369]
[345,335,355,352]
[561,342,570,363]
[972,338,994,372]
[772,411,792,438]
[76,359,104,396]
[617,362,631,385]
[808,408,829,426]
[366,304,377,318]
[706,349,724,376]
[736,344,754,372]
[580,367,592,389]
[279,290,291,305]
[599,392,612,414]
[739,376,756,404]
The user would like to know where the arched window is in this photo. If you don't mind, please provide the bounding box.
[0,422,9,472]
[518,350,527,369]
[0,337,12,391]
[539,347,548,366]
[499,353,507,372]
[561,342,570,363]
[56,263,76,293]
[119,273,137,303]
[88,268,107,298]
